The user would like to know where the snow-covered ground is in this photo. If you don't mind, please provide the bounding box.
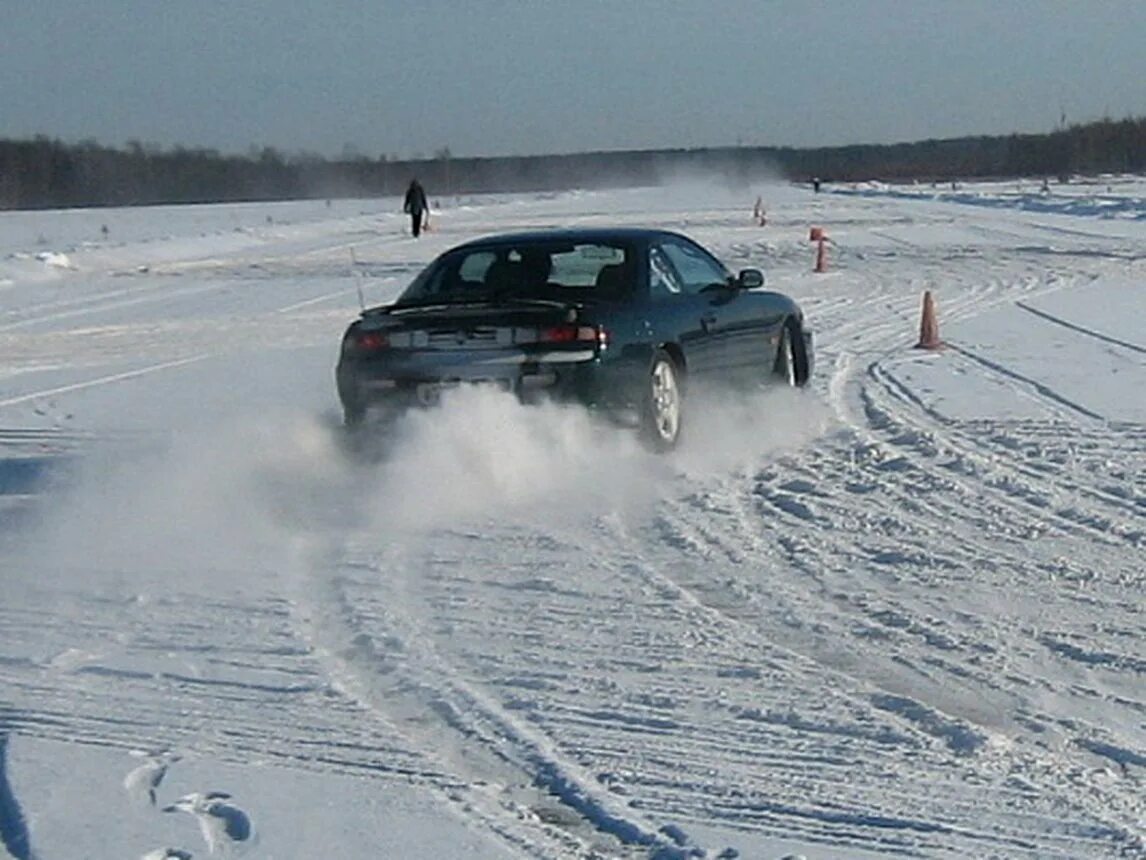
[1,177,1143,859]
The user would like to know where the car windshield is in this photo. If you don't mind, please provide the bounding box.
[397,240,635,305]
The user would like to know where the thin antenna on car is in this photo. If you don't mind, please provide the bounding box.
[350,247,365,312]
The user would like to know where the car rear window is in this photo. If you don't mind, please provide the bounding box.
[400,241,635,304]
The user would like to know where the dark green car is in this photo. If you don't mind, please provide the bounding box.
[336,228,812,450]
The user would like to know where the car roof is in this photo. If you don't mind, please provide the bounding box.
[443,227,688,252]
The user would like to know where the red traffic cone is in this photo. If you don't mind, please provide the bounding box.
[915,290,943,350]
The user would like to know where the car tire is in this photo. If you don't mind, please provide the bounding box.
[773,320,808,387]
[641,349,683,451]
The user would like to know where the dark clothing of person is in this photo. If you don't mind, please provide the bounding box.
[404,180,428,237]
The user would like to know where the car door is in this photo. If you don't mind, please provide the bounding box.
[645,243,723,381]
[655,236,746,379]
[660,236,780,384]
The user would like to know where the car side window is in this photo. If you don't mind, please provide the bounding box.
[659,238,729,294]
[649,246,684,299]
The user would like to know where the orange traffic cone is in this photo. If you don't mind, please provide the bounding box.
[915,290,943,349]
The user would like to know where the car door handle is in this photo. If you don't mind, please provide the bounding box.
[701,312,717,331]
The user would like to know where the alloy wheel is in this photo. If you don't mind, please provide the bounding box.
[649,358,681,445]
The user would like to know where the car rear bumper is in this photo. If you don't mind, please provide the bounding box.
[337,351,645,421]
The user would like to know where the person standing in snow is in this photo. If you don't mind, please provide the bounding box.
[403,178,429,237]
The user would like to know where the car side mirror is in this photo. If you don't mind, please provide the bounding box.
[737,268,764,289]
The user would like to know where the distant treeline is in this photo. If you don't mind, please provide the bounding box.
[1,117,1143,210]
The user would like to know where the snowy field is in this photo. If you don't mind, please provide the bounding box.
[1,176,1144,859]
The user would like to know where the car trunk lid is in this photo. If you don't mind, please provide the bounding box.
[347,300,606,369]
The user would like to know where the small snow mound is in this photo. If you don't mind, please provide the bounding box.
[124,750,180,807]
[35,251,74,269]
[163,791,256,855]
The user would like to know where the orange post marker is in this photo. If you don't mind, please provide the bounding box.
[810,226,828,272]
[915,290,944,350]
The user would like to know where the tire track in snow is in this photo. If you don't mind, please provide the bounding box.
[869,361,1146,543]
[862,363,1137,546]
[632,448,1144,858]
[793,380,1141,853]
[944,343,1107,422]
[0,280,235,334]
[1014,300,1146,354]
[289,536,734,860]
[0,734,34,860]
[0,585,447,787]
[0,355,209,409]
[289,474,1130,860]
[819,311,1144,831]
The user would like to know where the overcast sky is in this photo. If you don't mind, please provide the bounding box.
[3,1,1145,159]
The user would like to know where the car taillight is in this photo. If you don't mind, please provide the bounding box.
[359,332,388,350]
[344,330,389,353]
[538,324,607,346]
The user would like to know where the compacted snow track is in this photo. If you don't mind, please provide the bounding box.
[1,183,1143,858]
